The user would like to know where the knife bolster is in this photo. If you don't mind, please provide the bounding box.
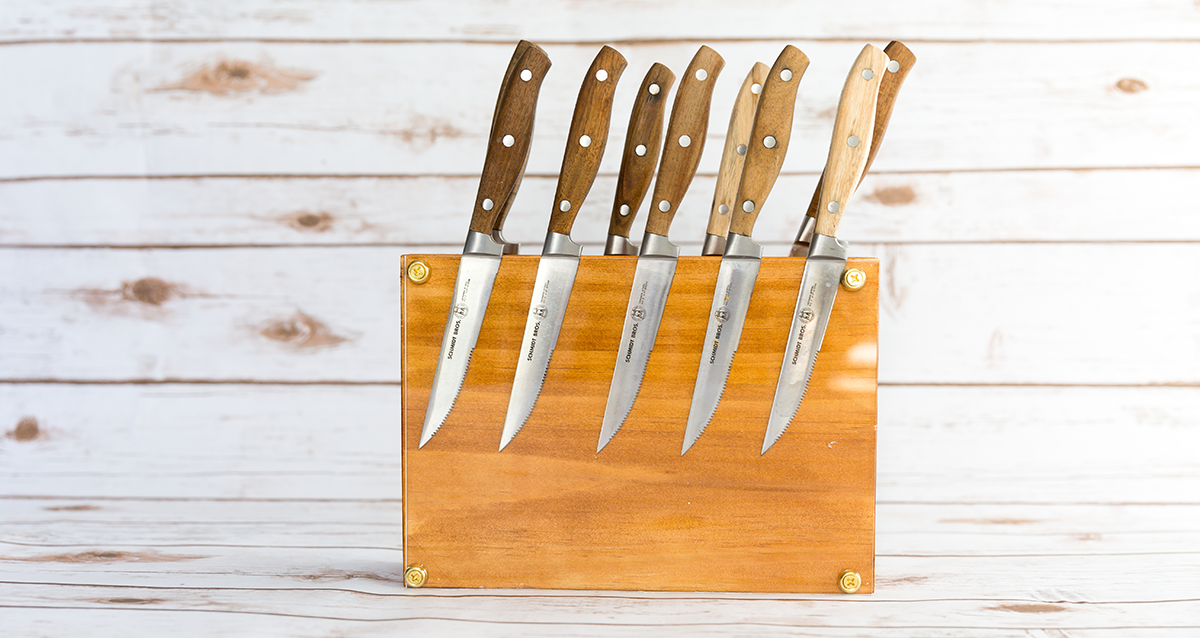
[639,231,681,260]
[541,230,583,258]
[464,229,506,257]
[722,232,764,260]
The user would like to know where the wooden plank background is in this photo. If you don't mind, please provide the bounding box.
[2,0,1199,634]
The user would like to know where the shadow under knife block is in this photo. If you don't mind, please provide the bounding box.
[401,254,878,593]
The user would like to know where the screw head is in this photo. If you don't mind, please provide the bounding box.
[838,569,862,593]
[407,261,430,284]
[841,268,866,291]
[404,564,428,588]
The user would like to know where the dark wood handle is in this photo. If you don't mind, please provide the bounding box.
[644,45,725,237]
[727,45,809,238]
[815,44,888,237]
[547,45,628,236]
[469,43,552,234]
[607,63,676,239]
[707,61,769,239]
[803,40,917,221]
[490,40,537,235]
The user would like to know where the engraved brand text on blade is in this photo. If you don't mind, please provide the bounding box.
[790,282,819,365]
[624,281,650,363]
[525,279,553,361]
[445,278,472,361]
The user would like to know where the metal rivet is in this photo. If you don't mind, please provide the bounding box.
[839,569,862,593]
[736,144,747,156]
[780,68,793,81]
[579,135,591,148]
[635,144,647,157]
[520,69,532,82]
[596,69,608,82]
[751,83,762,95]
[502,134,514,147]
[847,135,859,148]
[679,135,691,148]
[407,261,430,284]
[827,201,840,213]
[405,564,428,588]
[695,68,708,81]
[742,200,755,213]
[619,204,631,217]
[763,135,777,149]
[862,68,874,81]
[481,198,494,211]
[659,200,671,212]
[718,204,729,215]
[887,59,900,73]
[649,83,660,95]
[842,268,866,291]
[559,200,571,212]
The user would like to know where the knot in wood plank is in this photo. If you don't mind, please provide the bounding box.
[261,311,347,349]
[867,185,917,206]
[160,58,316,95]
[1115,78,1148,93]
[9,416,41,442]
[122,277,176,306]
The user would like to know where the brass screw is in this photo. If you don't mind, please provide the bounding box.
[407,260,430,284]
[838,569,862,594]
[841,268,866,291]
[404,564,427,588]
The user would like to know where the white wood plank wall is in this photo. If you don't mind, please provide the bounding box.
[2,1,1198,635]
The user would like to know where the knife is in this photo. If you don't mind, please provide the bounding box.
[598,46,725,452]
[419,43,552,447]
[790,41,916,255]
[764,44,888,455]
[500,45,628,451]
[681,44,809,455]
[702,61,770,256]
[489,40,539,255]
[604,63,676,255]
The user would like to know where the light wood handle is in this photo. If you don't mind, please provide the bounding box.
[469,43,552,234]
[707,61,769,238]
[802,40,917,221]
[727,45,809,238]
[490,40,537,234]
[607,63,676,239]
[814,44,888,237]
[644,45,725,237]
[547,45,628,236]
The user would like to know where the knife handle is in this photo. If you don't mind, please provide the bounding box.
[547,45,628,236]
[469,43,552,235]
[802,40,917,220]
[815,44,888,237]
[644,45,725,237]
[707,61,769,240]
[607,63,676,240]
[727,45,809,238]
[490,40,539,236]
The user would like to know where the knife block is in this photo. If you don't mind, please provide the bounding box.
[401,254,878,593]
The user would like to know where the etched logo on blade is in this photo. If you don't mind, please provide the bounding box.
[532,304,548,319]
[798,308,815,323]
[714,306,730,324]
[630,305,646,321]
[452,303,469,319]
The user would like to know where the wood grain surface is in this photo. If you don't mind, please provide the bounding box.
[402,255,878,592]
[607,63,674,240]
[707,61,769,240]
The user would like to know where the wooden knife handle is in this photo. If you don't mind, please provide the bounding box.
[803,40,917,220]
[644,45,725,237]
[607,63,676,239]
[547,45,628,236]
[815,44,888,237]
[707,61,769,239]
[490,40,537,235]
[727,45,809,238]
[469,43,552,234]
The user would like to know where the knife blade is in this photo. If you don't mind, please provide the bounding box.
[790,41,916,255]
[598,46,725,452]
[764,44,888,455]
[681,45,808,455]
[702,61,769,256]
[604,63,676,256]
[500,45,628,451]
[420,42,552,447]
[489,40,539,255]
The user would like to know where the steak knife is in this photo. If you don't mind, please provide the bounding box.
[764,44,888,455]
[500,45,628,451]
[790,41,916,255]
[598,46,725,452]
[681,45,809,455]
[420,43,552,447]
[604,63,676,255]
[702,61,769,256]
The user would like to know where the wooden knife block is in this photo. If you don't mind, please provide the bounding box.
[401,254,878,593]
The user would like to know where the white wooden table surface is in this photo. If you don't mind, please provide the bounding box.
[3,1,1199,635]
